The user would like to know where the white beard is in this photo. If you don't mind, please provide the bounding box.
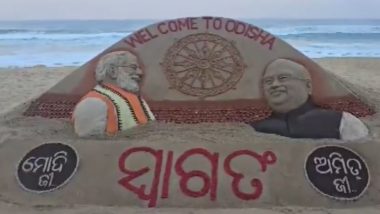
[116,73,140,94]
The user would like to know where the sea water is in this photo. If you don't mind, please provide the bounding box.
[0,19,379,67]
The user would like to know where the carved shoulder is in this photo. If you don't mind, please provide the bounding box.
[73,97,108,137]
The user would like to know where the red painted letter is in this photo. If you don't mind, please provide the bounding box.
[225,20,236,33]
[244,25,259,40]
[168,20,178,32]
[136,29,150,43]
[157,22,169,34]
[262,37,276,50]
[203,17,213,29]
[190,17,198,30]
[213,18,222,30]
[145,28,159,40]
[118,147,163,207]
[258,31,271,44]
[234,22,246,35]
[161,151,174,199]
[177,19,189,31]
[123,34,144,48]
[224,150,276,201]
[175,148,219,200]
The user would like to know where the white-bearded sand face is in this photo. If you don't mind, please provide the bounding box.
[96,51,143,94]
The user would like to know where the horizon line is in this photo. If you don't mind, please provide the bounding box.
[1,17,380,22]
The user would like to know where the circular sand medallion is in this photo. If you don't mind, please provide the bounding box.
[16,142,79,193]
[305,145,370,201]
[162,33,245,98]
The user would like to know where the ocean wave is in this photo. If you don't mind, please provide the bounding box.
[0,29,132,34]
[266,25,380,35]
[2,32,379,42]
[0,29,31,34]
[279,32,380,41]
[0,32,129,41]
[2,20,380,67]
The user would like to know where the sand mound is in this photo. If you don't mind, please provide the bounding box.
[0,17,380,213]
[0,59,379,213]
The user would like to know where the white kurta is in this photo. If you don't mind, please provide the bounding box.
[339,112,369,141]
[73,98,108,137]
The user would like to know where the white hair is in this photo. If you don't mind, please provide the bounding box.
[95,51,132,82]
[265,58,311,81]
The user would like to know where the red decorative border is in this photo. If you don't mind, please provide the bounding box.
[317,97,375,118]
[149,100,271,123]
[24,94,375,123]
[23,94,82,118]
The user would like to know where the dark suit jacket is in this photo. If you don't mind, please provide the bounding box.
[251,99,342,139]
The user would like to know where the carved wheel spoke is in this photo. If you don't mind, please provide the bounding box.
[174,65,197,74]
[193,42,201,57]
[177,54,197,63]
[208,43,218,59]
[212,65,233,75]
[207,70,217,87]
[210,69,227,82]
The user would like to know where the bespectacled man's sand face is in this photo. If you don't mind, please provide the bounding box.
[114,52,143,94]
[262,59,312,113]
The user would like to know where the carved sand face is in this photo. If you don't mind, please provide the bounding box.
[114,52,143,94]
[96,51,143,94]
[262,59,312,113]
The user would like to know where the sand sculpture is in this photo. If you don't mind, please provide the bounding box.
[72,50,155,137]
[0,17,379,210]
[24,17,374,122]
[251,58,368,140]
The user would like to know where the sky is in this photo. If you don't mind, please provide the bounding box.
[1,0,380,20]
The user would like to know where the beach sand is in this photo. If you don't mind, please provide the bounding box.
[0,58,380,213]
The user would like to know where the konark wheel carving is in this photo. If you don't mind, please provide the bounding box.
[162,33,246,98]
